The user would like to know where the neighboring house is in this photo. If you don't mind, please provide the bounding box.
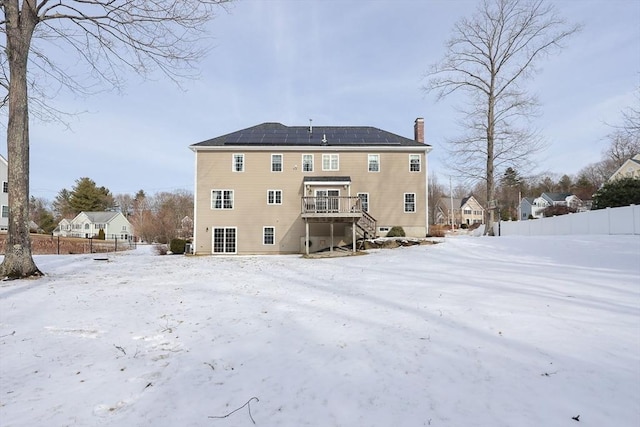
[190,119,432,255]
[53,211,133,240]
[519,197,535,220]
[609,154,640,182]
[0,154,7,232]
[435,195,485,227]
[52,218,72,237]
[529,192,584,218]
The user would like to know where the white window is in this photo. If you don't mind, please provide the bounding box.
[1,205,8,218]
[322,154,339,171]
[409,154,421,172]
[302,154,314,172]
[211,190,234,210]
[233,154,244,172]
[464,208,471,214]
[213,227,237,253]
[271,154,283,172]
[263,226,275,245]
[357,193,369,212]
[2,181,7,193]
[368,154,380,172]
[267,190,282,205]
[404,193,416,213]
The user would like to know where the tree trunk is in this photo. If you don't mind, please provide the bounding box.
[1,2,42,278]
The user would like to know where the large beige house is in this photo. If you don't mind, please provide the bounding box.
[190,119,432,255]
[435,195,485,227]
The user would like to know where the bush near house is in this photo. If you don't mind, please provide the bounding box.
[169,238,187,255]
[386,226,406,237]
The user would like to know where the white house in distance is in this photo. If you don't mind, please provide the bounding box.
[527,192,584,219]
[0,155,8,232]
[53,211,133,240]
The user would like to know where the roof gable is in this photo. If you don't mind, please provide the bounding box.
[191,122,429,148]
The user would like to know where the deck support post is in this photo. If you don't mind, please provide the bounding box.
[305,219,309,255]
[352,219,356,253]
[330,222,334,253]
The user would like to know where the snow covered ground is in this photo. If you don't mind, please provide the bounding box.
[1,235,638,427]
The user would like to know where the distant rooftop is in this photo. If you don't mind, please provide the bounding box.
[191,122,429,147]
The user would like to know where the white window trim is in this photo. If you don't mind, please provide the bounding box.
[212,226,237,254]
[404,193,416,213]
[368,154,380,172]
[302,154,314,172]
[271,154,283,172]
[232,153,245,172]
[409,154,421,172]
[267,189,283,205]
[211,189,234,210]
[263,226,275,245]
[357,192,369,213]
[322,154,339,171]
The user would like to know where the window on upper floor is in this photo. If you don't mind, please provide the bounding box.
[368,154,380,172]
[211,190,234,210]
[464,208,471,214]
[322,154,339,171]
[2,181,7,193]
[263,226,275,245]
[409,154,421,172]
[233,154,244,172]
[271,154,283,172]
[1,205,8,218]
[404,193,416,213]
[267,189,282,205]
[302,154,314,172]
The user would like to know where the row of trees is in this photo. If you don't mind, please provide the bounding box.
[29,178,194,244]
[429,112,639,223]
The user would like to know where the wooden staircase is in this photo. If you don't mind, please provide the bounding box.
[356,211,377,243]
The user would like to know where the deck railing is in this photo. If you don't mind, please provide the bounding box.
[301,196,362,215]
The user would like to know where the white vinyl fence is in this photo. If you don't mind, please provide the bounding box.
[494,204,640,236]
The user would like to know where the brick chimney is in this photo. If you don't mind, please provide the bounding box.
[414,117,424,143]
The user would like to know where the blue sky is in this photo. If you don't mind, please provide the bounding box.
[15,0,640,200]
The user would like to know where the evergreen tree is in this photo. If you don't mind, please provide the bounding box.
[592,178,640,209]
[68,178,115,213]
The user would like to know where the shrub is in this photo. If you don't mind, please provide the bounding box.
[154,244,168,255]
[542,205,576,217]
[460,223,468,229]
[386,226,406,237]
[170,238,187,254]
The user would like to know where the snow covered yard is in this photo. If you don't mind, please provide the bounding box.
[0,235,638,427]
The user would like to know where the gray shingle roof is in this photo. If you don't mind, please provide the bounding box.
[191,122,428,147]
[83,211,120,223]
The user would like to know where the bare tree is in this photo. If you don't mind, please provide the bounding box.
[424,0,580,228]
[0,1,231,278]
